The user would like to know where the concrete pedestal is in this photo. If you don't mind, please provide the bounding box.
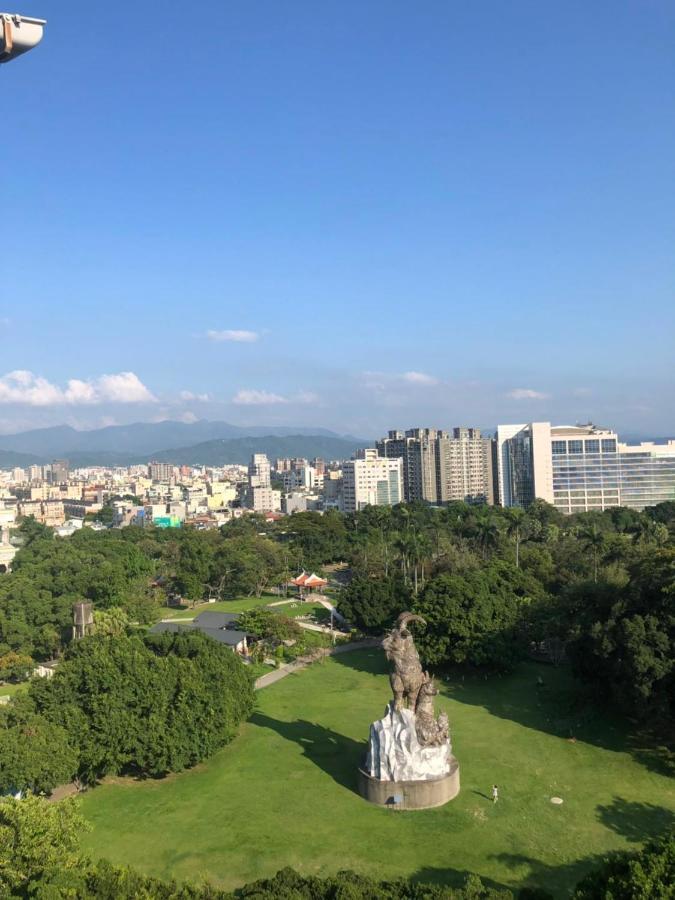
[358,755,460,810]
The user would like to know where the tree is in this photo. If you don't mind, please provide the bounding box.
[472,517,501,562]
[0,710,77,796]
[93,606,130,636]
[573,829,674,899]
[0,652,33,683]
[0,794,84,895]
[238,867,514,899]
[505,508,526,569]
[577,523,606,583]
[338,574,410,632]
[565,550,675,724]
[414,561,547,671]
[237,609,302,643]
[173,531,212,601]
[31,632,255,782]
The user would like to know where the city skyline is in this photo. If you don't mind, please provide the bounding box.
[3,2,674,436]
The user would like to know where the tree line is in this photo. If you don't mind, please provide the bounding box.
[2,794,673,898]
[0,630,254,796]
[1,500,673,729]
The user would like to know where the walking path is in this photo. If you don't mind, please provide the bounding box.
[254,638,381,690]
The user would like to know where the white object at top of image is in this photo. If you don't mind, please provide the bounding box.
[1,12,47,64]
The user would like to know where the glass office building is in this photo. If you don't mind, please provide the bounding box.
[551,428,621,513]
[497,422,675,512]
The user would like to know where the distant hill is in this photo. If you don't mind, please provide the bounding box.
[0,449,43,469]
[0,419,365,461]
[0,433,368,468]
[149,435,368,466]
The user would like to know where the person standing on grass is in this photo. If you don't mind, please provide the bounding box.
[492,784,499,804]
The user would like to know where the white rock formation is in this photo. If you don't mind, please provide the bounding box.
[364,702,451,782]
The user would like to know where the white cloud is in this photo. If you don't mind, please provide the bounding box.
[179,411,198,423]
[96,372,157,403]
[232,389,288,406]
[0,370,157,406]
[295,391,320,405]
[0,317,10,328]
[507,388,549,400]
[64,379,98,404]
[207,329,259,343]
[179,390,211,402]
[402,371,439,386]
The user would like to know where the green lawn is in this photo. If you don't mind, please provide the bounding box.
[0,681,29,698]
[274,600,330,620]
[161,595,276,620]
[79,652,674,897]
[162,597,331,623]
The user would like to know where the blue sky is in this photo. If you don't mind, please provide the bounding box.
[1,0,673,438]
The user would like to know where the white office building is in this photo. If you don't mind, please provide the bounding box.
[496,422,675,513]
[341,449,403,513]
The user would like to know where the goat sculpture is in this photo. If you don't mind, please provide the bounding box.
[415,676,449,747]
[382,611,428,711]
[382,612,449,748]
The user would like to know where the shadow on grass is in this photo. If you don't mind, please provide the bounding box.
[329,648,674,783]
[251,713,362,794]
[428,661,674,781]
[413,866,513,894]
[329,645,388,677]
[488,851,603,898]
[596,797,675,842]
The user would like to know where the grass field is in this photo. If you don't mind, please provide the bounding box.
[162,596,331,622]
[79,651,674,897]
[0,681,29,698]
[161,595,277,620]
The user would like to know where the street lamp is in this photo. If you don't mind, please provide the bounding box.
[1,12,46,64]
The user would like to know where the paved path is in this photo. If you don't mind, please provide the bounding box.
[254,638,381,690]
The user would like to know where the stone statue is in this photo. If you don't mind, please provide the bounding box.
[363,611,453,784]
[359,611,460,806]
[382,612,427,711]
[414,676,449,747]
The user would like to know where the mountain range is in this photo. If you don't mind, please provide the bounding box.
[0,420,369,468]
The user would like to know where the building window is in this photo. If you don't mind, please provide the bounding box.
[552,441,567,455]
[602,439,617,453]
[585,440,600,453]
[568,440,583,454]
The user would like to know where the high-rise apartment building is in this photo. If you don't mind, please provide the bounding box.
[248,453,271,488]
[148,461,174,482]
[376,427,495,505]
[496,422,675,512]
[247,453,281,513]
[342,449,403,513]
[437,428,496,505]
[376,428,446,503]
[48,459,69,485]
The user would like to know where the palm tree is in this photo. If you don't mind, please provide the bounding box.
[578,523,606,583]
[473,517,501,561]
[407,529,433,595]
[505,508,527,568]
[630,518,669,547]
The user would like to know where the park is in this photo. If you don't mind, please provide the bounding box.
[78,646,675,897]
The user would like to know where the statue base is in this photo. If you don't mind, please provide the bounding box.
[358,756,460,810]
